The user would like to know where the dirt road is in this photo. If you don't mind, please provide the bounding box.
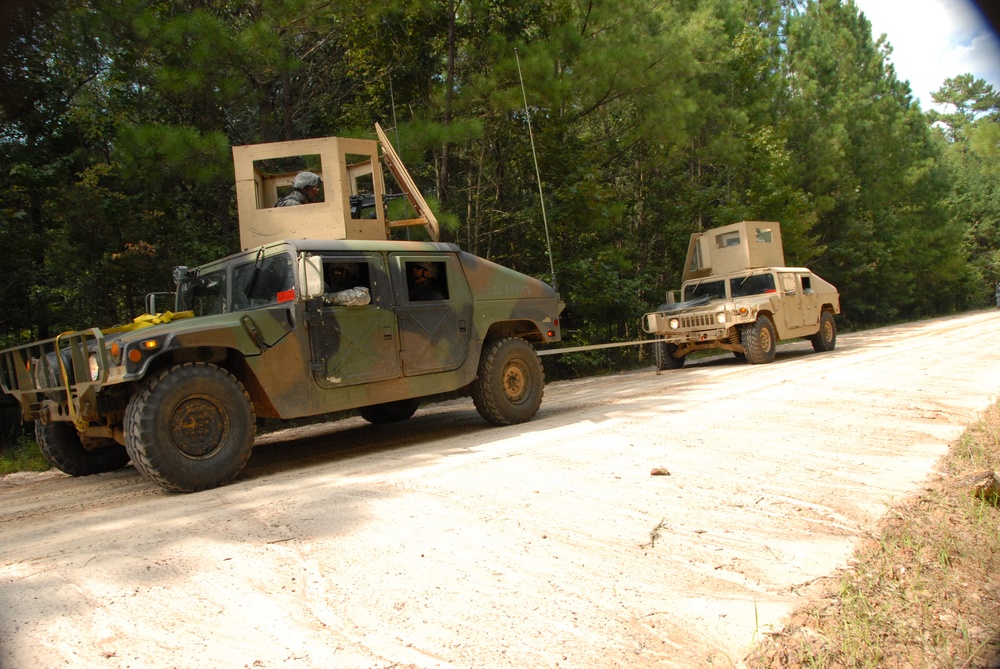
[1,310,998,669]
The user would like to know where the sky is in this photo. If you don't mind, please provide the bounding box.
[851,0,1000,110]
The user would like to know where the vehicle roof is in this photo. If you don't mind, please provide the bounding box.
[198,239,464,268]
[681,267,814,283]
[282,238,461,253]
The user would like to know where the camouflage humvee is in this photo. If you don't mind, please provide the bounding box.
[642,221,839,369]
[0,126,562,492]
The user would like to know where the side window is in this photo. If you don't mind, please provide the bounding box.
[252,154,325,209]
[780,273,796,293]
[801,275,813,293]
[323,261,371,293]
[716,231,741,248]
[321,259,373,307]
[406,261,449,302]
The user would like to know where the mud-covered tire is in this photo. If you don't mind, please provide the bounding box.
[124,363,255,493]
[654,341,685,370]
[35,421,130,476]
[741,314,777,364]
[809,311,837,353]
[471,337,544,426]
[359,398,420,425]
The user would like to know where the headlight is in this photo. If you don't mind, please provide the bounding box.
[716,312,727,324]
[669,318,680,329]
[88,353,100,381]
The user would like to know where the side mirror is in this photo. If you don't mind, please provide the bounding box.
[172,265,191,286]
[299,254,324,299]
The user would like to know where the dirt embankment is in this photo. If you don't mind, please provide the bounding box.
[1,310,998,669]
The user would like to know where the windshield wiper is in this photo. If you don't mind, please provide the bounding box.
[243,247,266,299]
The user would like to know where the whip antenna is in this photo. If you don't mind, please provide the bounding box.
[388,76,414,237]
[515,48,557,291]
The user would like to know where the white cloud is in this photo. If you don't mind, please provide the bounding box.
[852,0,1000,109]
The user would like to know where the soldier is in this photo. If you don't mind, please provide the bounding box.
[274,171,323,207]
[408,262,445,301]
[324,262,370,306]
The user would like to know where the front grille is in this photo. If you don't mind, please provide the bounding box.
[680,313,715,328]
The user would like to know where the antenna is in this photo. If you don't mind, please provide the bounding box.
[388,77,414,238]
[515,48,557,292]
[389,77,402,153]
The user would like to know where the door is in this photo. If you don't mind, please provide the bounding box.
[779,272,806,331]
[306,253,401,388]
[798,273,821,328]
[389,253,473,376]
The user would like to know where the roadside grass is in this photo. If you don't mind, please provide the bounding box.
[0,435,50,475]
[744,400,1000,668]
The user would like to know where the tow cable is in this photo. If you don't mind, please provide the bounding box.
[536,339,657,356]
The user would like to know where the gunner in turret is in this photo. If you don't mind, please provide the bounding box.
[274,171,323,207]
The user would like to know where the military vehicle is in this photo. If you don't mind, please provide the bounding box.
[642,221,839,369]
[0,125,562,492]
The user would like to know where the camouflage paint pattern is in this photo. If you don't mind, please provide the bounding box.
[0,238,562,433]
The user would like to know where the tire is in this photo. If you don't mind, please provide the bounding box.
[35,421,130,476]
[654,341,685,370]
[124,363,255,493]
[809,311,837,353]
[471,337,544,426]
[740,314,777,364]
[359,398,420,425]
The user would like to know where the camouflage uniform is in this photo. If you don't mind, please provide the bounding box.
[274,190,310,207]
[274,171,322,208]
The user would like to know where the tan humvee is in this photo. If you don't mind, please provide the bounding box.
[642,221,840,368]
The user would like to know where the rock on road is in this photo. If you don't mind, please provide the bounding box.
[1,310,998,669]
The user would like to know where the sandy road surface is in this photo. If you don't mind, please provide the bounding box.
[1,310,999,669]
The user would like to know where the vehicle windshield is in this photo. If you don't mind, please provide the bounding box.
[682,279,726,302]
[730,273,777,298]
[176,251,296,316]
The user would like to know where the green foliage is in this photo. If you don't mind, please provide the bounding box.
[783,0,973,324]
[0,0,997,349]
[931,77,1000,305]
[0,437,49,475]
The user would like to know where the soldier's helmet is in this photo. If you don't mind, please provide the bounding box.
[293,171,322,190]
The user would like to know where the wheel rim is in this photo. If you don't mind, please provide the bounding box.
[822,319,833,343]
[169,394,230,459]
[760,324,773,352]
[501,360,529,404]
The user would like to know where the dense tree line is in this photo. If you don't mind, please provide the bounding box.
[1,0,998,369]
